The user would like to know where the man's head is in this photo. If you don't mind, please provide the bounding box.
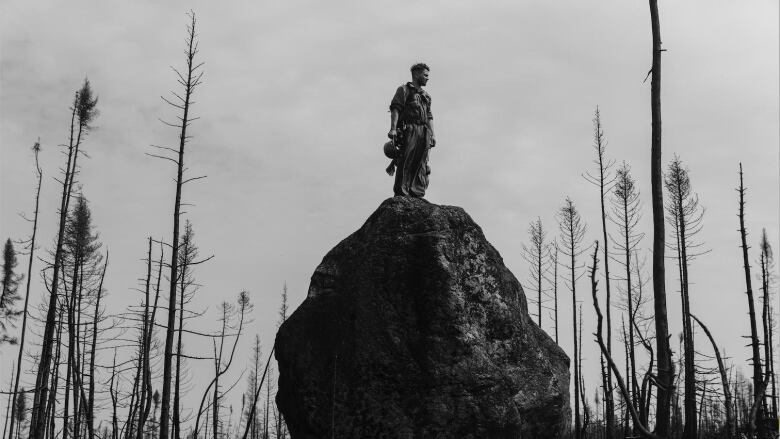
[410,63,430,87]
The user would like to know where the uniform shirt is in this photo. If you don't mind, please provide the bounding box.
[389,82,433,125]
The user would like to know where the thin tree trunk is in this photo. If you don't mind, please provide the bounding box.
[160,15,200,439]
[63,272,75,439]
[578,306,589,438]
[697,381,706,437]
[671,179,696,439]
[136,243,152,439]
[691,314,734,438]
[738,163,765,437]
[553,245,559,344]
[125,340,143,439]
[593,109,614,439]
[86,253,107,439]
[8,144,42,439]
[760,250,772,420]
[570,232,581,439]
[174,241,187,439]
[648,1,672,436]
[213,309,227,439]
[769,297,777,421]
[622,319,631,437]
[590,241,661,439]
[110,349,118,439]
[70,260,86,439]
[621,187,640,435]
[241,349,276,439]
[30,103,82,439]
[46,304,65,439]
[537,240,542,328]
[195,298,247,438]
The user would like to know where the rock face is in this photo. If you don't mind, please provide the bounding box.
[275,197,570,438]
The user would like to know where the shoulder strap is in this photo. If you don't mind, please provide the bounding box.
[405,84,421,105]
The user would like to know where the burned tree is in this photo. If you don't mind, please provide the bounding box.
[174,220,211,439]
[610,162,644,433]
[241,336,264,439]
[551,243,560,344]
[647,0,674,435]
[583,106,616,438]
[29,78,98,439]
[736,163,767,437]
[590,240,662,439]
[557,197,587,439]
[664,156,705,439]
[0,239,22,344]
[150,12,205,439]
[59,194,104,439]
[8,139,42,439]
[759,229,776,421]
[522,218,549,328]
[691,314,734,438]
[194,291,251,438]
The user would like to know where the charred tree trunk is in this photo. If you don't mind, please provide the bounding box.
[174,239,188,439]
[759,233,775,424]
[46,303,65,439]
[8,141,42,439]
[30,80,97,439]
[110,349,119,439]
[557,198,586,439]
[737,163,765,437]
[691,314,734,438]
[647,1,673,436]
[587,107,615,438]
[159,13,203,439]
[86,253,106,439]
[552,244,559,344]
[578,306,589,438]
[30,103,79,439]
[665,158,698,439]
[590,240,662,439]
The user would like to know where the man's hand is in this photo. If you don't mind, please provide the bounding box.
[430,135,436,148]
[388,129,397,139]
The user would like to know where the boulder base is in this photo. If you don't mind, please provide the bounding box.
[275,197,570,438]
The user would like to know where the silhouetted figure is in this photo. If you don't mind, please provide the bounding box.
[387,63,436,198]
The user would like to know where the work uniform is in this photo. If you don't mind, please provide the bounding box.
[389,82,434,198]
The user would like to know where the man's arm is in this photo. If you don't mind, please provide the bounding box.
[389,109,399,139]
[389,85,406,139]
[428,118,435,147]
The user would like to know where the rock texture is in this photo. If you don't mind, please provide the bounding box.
[275,197,570,438]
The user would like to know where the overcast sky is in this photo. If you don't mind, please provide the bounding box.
[2,0,778,429]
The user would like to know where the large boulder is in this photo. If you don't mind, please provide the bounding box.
[275,197,570,438]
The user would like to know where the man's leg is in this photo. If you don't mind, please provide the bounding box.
[393,150,406,196]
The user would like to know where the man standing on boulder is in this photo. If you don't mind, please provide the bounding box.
[388,63,436,198]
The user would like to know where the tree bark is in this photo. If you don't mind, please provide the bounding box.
[590,241,662,439]
[160,13,200,439]
[593,109,615,438]
[134,240,151,439]
[648,1,673,436]
[691,314,734,438]
[30,103,82,439]
[570,231,580,439]
[8,143,42,439]
[738,163,765,437]
[553,245,559,344]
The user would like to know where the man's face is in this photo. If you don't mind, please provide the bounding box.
[413,69,429,86]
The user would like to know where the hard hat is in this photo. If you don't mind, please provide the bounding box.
[383,140,400,159]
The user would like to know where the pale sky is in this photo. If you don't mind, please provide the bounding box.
[1,0,778,431]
